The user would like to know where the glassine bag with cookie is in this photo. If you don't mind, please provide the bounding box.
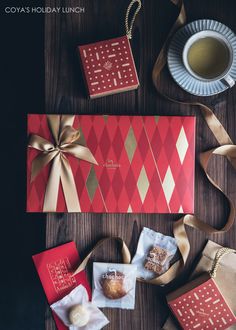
[51,285,109,330]
[132,227,178,280]
[92,262,137,309]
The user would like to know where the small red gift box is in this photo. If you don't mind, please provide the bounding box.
[78,36,139,98]
[32,242,91,330]
[167,273,236,330]
[27,114,195,213]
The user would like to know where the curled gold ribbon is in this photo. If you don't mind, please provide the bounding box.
[150,0,236,285]
[28,115,98,212]
[75,0,236,286]
[73,237,131,276]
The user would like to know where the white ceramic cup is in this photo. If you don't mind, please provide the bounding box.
[182,30,235,87]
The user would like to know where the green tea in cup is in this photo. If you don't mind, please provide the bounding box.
[187,37,230,79]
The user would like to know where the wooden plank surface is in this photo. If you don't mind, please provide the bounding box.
[45,0,236,329]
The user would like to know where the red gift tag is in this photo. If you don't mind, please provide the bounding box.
[79,35,139,98]
[32,242,91,330]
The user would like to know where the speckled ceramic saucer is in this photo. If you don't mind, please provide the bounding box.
[167,19,236,96]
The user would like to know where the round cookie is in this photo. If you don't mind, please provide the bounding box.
[68,304,90,327]
[100,270,127,300]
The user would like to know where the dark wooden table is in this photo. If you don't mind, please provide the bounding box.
[44,1,236,329]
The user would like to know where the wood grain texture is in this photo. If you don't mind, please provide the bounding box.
[45,1,236,329]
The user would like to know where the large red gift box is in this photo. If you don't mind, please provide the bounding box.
[32,242,91,330]
[27,114,195,213]
[167,273,236,330]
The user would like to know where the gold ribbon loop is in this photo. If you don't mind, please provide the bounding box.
[47,115,61,144]
[29,135,55,152]
[73,237,131,276]
[59,126,81,145]
[28,115,98,212]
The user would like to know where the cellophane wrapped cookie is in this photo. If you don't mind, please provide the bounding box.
[92,262,137,309]
[50,285,109,330]
[132,227,177,280]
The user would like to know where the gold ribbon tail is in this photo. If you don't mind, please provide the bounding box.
[43,153,61,212]
[60,154,81,212]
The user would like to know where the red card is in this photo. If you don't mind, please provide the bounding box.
[78,36,139,98]
[168,277,236,330]
[27,115,195,213]
[32,242,91,330]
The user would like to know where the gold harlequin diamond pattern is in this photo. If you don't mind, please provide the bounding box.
[125,126,137,163]
[162,166,175,204]
[137,166,150,203]
[86,165,98,202]
[27,115,195,213]
[176,127,189,164]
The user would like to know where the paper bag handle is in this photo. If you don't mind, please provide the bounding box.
[73,237,131,276]
[125,0,142,39]
[209,247,236,278]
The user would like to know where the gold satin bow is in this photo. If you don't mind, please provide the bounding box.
[28,115,98,212]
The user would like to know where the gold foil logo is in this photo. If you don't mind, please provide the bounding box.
[103,61,113,70]
[103,159,120,169]
[196,309,209,317]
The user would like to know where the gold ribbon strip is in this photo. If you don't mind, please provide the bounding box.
[150,0,236,285]
[74,0,236,285]
[28,115,98,212]
[73,237,131,276]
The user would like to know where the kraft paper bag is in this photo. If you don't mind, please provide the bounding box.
[162,240,236,330]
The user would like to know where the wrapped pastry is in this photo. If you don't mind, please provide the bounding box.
[92,262,137,309]
[51,285,109,330]
[132,227,177,280]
